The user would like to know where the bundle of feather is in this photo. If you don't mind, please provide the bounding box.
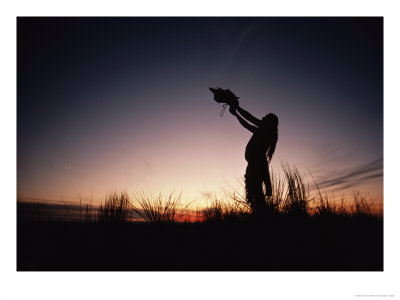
[209,87,239,116]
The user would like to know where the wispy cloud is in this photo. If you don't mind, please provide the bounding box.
[312,158,383,191]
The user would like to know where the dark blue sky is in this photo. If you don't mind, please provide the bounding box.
[17,17,383,206]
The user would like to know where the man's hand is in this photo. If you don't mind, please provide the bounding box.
[229,105,237,115]
[209,87,240,107]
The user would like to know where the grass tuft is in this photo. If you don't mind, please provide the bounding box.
[202,198,250,222]
[280,163,310,215]
[131,191,191,223]
[97,191,131,223]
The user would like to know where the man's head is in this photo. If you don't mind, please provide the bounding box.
[261,113,279,129]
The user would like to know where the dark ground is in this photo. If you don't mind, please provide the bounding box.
[17,214,383,271]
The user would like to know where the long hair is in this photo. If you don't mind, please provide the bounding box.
[263,113,279,163]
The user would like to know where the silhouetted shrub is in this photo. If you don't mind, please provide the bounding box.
[97,191,130,223]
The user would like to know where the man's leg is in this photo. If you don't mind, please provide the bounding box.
[245,172,256,211]
[246,176,265,213]
[264,166,272,197]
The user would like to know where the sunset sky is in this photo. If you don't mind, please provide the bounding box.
[17,17,383,208]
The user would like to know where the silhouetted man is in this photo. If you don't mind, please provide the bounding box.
[210,88,278,214]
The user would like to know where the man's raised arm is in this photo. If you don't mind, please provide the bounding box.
[236,106,261,127]
[230,107,257,133]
